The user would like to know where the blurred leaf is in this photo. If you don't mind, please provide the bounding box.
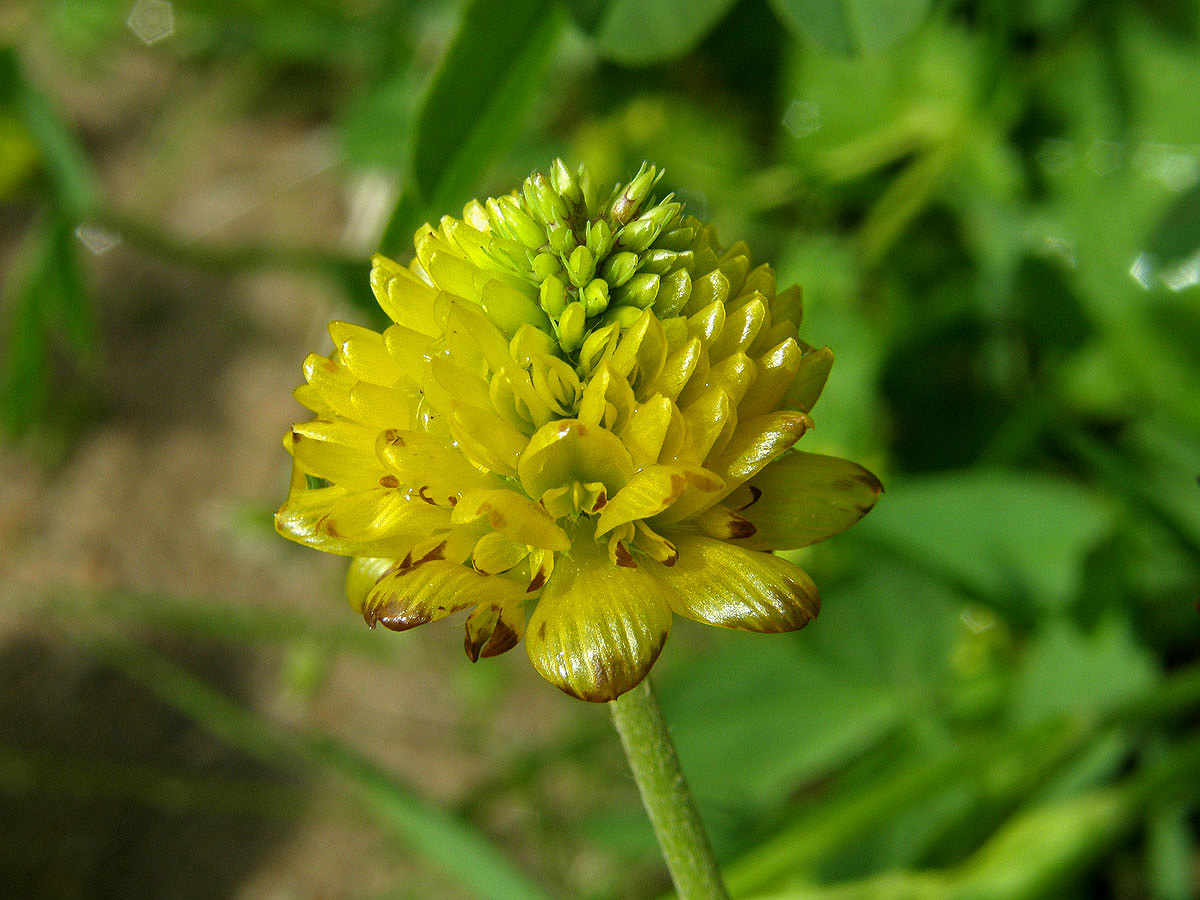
[383,0,564,254]
[594,0,738,64]
[1011,616,1158,726]
[768,0,931,56]
[1144,182,1200,269]
[340,70,419,169]
[1146,800,1194,900]
[661,562,960,812]
[856,471,1114,614]
[1,46,96,219]
[561,0,608,32]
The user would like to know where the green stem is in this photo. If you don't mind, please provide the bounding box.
[610,678,730,900]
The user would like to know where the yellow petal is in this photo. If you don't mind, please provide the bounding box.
[376,428,495,496]
[291,420,382,490]
[328,321,404,384]
[652,336,703,401]
[348,381,411,430]
[517,419,635,500]
[707,410,811,496]
[709,295,766,360]
[301,353,355,414]
[725,451,883,550]
[738,337,802,420]
[661,534,819,631]
[323,488,453,542]
[480,278,551,336]
[597,465,723,536]
[526,551,673,701]
[781,345,833,413]
[370,254,439,336]
[449,404,529,476]
[276,485,433,557]
[619,396,674,468]
[363,559,518,631]
[453,488,570,551]
[471,531,531,574]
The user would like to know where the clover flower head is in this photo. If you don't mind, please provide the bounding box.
[277,160,881,701]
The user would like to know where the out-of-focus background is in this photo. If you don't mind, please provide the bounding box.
[2,1,1199,898]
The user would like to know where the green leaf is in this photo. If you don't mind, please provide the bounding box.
[1011,616,1158,727]
[594,0,739,64]
[768,0,931,55]
[660,561,960,811]
[855,471,1114,614]
[1,46,97,219]
[382,0,564,255]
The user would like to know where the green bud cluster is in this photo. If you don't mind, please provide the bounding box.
[469,159,705,358]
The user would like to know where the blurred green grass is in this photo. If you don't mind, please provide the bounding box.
[2,0,1199,898]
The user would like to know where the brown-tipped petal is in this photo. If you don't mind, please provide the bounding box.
[729,451,883,551]
[453,488,570,551]
[661,534,820,632]
[596,464,723,536]
[525,551,673,702]
[363,559,519,632]
[345,556,397,614]
[464,596,526,661]
[695,505,758,540]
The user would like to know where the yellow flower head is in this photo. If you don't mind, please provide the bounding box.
[277,161,881,701]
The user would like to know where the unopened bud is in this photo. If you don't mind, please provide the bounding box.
[539,275,567,317]
[577,322,619,376]
[657,225,697,251]
[548,224,576,255]
[601,251,639,287]
[550,158,582,206]
[567,245,596,288]
[615,272,660,309]
[586,219,613,258]
[619,199,682,253]
[558,301,587,352]
[583,278,610,317]
[610,162,661,225]
[492,195,545,249]
[531,252,562,280]
[523,173,569,227]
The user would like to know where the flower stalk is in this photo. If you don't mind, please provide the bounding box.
[610,678,730,900]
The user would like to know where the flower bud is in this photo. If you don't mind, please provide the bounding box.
[602,304,645,328]
[619,199,682,253]
[548,224,576,255]
[550,158,582,206]
[657,225,697,251]
[609,162,661,225]
[577,322,619,376]
[558,301,587,352]
[567,245,596,288]
[601,251,639,287]
[490,195,545,250]
[583,278,611,317]
[531,251,562,280]
[615,273,660,309]
[586,219,614,259]
[522,173,569,227]
[539,274,567,317]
